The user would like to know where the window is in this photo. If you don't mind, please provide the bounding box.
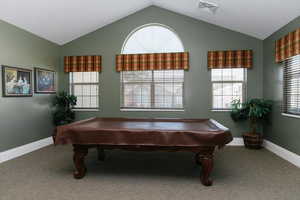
[121,24,185,110]
[121,70,184,109]
[69,72,99,109]
[211,68,246,110]
[283,55,300,115]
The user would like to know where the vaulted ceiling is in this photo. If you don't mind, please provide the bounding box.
[0,0,299,45]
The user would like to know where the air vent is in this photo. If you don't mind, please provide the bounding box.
[198,1,219,14]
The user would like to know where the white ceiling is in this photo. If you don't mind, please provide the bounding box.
[0,0,299,45]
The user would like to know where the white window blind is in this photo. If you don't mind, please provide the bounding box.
[211,68,246,110]
[283,55,300,115]
[121,70,184,110]
[69,72,99,109]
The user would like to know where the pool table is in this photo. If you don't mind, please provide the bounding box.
[55,117,232,186]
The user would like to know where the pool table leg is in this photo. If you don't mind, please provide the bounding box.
[196,148,214,186]
[194,153,201,165]
[97,146,106,161]
[73,145,88,179]
[199,155,213,186]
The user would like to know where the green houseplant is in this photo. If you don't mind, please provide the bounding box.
[52,91,77,126]
[230,98,273,149]
[52,91,77,142]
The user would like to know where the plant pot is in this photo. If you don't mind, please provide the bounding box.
[242,133,263,149]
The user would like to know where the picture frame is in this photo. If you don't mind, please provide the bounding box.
[1,65,33,97]
[34,67,56,94]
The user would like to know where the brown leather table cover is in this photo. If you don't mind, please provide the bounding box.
[55,118,233,147]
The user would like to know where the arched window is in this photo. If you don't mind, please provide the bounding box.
[121,24,185,110]
[122,24,184,54]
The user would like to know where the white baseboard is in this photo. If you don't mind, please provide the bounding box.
[0,136,299,169]
[227,137,300,168]
[0,137,53,164]
[264,140,300,168]
[0,137,243,164]
[228,137,244,146]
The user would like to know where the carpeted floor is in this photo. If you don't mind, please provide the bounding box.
[0,145,300,200]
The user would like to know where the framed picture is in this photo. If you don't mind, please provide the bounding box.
[2,65,33,97]
[34,67,56,94]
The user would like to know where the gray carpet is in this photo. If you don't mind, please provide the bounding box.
[0,145,300,200]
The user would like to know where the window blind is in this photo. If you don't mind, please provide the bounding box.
[283,55,300,115]
[211,68,246,110]
[121,70,184,110]
[69,72,99,109]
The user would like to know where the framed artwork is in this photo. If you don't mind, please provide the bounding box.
[34,67,56,94]
[2,65,33,97]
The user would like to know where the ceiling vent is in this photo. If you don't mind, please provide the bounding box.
[198,1,219,14]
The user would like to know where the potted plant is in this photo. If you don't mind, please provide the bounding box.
[230,98,273,149]
[52,91,77,141]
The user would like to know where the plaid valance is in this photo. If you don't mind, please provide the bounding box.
[116,52,189,71]
[275,28,300,63]
[64,55,101,72]
[207,50,253,69]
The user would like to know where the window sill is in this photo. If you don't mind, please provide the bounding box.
[120,108,185,112]
[211,109,232,112]
[73,109,100,112]
[281,113,300,119]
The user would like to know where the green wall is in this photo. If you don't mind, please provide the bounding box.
[4,5,299,155]
[263,16,300,155]
[60,6,264,137]
[0,5,298,156]
[0,20,60,151]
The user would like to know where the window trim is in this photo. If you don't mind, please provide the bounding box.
[69,72,100,110]
[73,108,100,112]
[281,113,300,119]
[211,68,247,111]
[120,70,185,110]
[282,55,300,116]
[120,108,185,112]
